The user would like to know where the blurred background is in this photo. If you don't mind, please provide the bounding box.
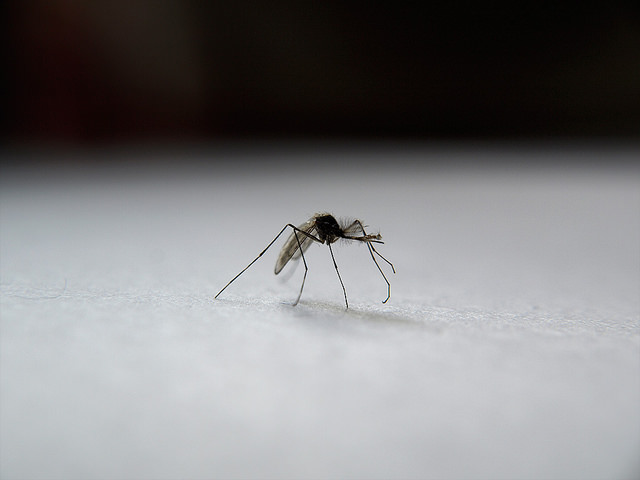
[3,5,640,479]
[5,1,640,152]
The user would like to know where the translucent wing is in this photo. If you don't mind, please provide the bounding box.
[274,219,318,274]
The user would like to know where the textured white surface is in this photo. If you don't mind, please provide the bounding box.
[1,147,639,479]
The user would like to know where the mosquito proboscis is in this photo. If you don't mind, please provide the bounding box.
[214,213,395,308]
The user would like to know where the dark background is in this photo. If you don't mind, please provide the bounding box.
[6,1,640,147]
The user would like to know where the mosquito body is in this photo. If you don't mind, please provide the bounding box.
[215,213,395,308]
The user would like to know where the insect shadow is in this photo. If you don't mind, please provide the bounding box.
[215,213,395,308]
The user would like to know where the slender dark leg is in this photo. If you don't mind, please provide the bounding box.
[368,242,395,273]
[215,224,320,301]
[354,221,395,272]
[366,243,392,303]
[355,220,395,303]
[292,229,308,306]
[328,243,349,309]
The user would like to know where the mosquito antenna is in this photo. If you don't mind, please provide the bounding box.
[328,243,349,308]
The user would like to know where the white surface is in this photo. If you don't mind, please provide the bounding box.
[1,147,639,479]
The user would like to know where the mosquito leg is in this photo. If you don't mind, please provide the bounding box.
[365,243,392,303]
[355,220,395,272]
[292,229,309,306]
[355,220,395,303]
[285,223,326,306]
[328,243,349,309]
[215,224,292,300]
[275,224,322,275]
[287,225,322,243]
[369,243,395,273]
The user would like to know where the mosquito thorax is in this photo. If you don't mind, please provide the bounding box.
[314,214,343,244]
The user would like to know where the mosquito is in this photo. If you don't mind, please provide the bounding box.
[215,213,395,308]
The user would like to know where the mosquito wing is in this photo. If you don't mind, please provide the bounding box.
[275,219,317,274]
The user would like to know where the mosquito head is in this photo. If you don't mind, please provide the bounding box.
[314,214,343,244]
